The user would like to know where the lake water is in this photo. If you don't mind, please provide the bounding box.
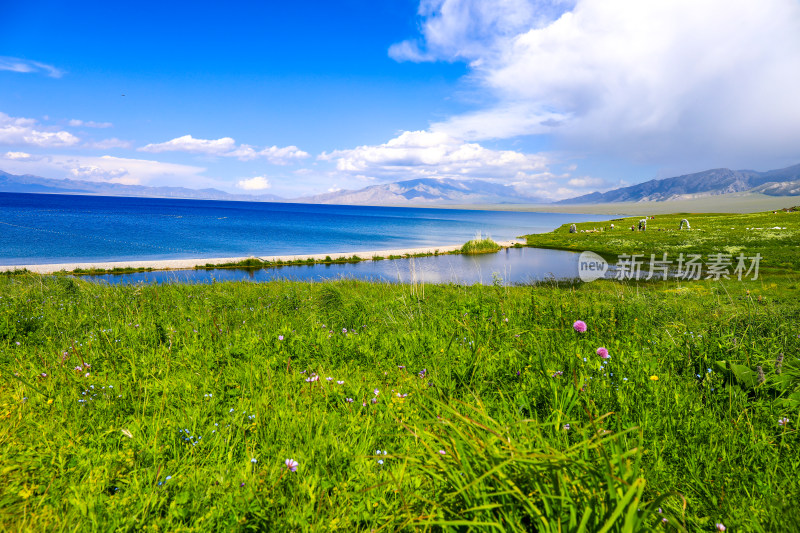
[80,246,591,285]
[0,192,615,264]
[1,192,619,283]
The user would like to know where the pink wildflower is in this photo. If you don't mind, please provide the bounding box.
[596,347,609,359]
[284,459,298,472]
[573,320,587,333]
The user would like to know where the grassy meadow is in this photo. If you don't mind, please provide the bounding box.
[523,208,800,273]
[1,211,799,531]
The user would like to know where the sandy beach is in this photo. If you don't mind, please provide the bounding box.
[0,240,525,275]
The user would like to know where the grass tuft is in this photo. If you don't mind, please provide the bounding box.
[460,231,502,254]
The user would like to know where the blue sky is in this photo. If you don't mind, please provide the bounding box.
[2,0,800,200]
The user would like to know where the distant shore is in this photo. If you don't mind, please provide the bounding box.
[0,240,525,275]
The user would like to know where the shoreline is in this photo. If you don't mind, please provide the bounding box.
[0,240,525,275]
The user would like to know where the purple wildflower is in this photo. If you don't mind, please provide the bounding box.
[573,320,587,333]
[278,335,284,341]
[284,459,298,472]
[778,417,789,426]
[596,347,610,359]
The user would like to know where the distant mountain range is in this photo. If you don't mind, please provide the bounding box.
[294,178,546,205]
[3,163,800,206]
[557,163,800,204]
[0,171,284,202]
[0,171,544,205]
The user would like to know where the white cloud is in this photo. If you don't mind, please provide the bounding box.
[59,155,207,186]
[255,145,310,164]
[1,152,210,188]
[389,0,570,62]
[0,112,79,148]
[84,138,134,149]
[566,176,605,188]
[320,130,547,182]
[4,151,31,160]
[141,135,236,155]
[69,119,113,128]
[69,164,130,183]
[0,56,64,78]
[236,176,272,190]
[139,134,309,164]
[395,0,800,169]
[316,127,625,200]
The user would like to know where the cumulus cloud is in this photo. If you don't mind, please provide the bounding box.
[69,119,113,128]
[139,134,309,164]
[395,0,800,169]
[0,56,64,78]
[319,129,628,200]
[0,112,79,148]
[236,176,272,190]
[320,130,547,182]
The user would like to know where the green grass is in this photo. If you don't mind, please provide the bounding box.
[523,209,800,272]
[1,270,799,531]
[461,232,502,254]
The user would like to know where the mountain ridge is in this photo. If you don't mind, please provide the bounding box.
[557,163,800,204]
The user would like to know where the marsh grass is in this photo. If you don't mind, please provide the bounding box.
[1,271,798,531]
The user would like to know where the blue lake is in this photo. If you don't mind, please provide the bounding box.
[0,192,616,265]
